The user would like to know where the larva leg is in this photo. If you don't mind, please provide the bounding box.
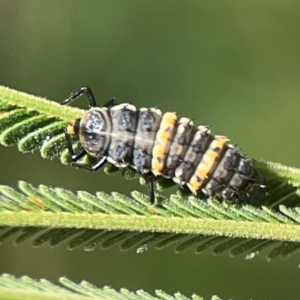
[71,156,108,172]
[61,86,97,107]
[64,132,86,161]
[61,86,117,109]
[64,130,108,171]
[147,175,155,205]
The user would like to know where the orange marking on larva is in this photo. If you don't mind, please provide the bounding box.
[205,151,219,164]
[151,112,177,176]
[152,145,165,175]
[194,154,215,183]
[187,180,198,195]
[196,140,226,178]
[152,165,163,176]
[157,131,170,143]
[67,125,75,135]
[214,135,229,142]
[153,146,165,158]
[197,167,209,180]
[152,156,164,175]
[163,112,177,126]
[188,138,227,193]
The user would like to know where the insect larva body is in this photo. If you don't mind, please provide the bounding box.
[62,87,267,204]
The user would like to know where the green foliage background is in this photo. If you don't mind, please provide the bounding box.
[0,0,300,299]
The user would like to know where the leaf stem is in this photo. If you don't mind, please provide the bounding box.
[0,85,84,122]
[0,212,300,242]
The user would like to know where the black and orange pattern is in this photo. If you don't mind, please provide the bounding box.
[63,87,267,204]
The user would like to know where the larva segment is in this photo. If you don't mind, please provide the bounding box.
[151,112,177,176]
[173,125,213,186]
[228,157,264,199]
[107,104,138,167]
[132,108,162,172]
[164,118,194,177]
[201,145,239,198]
[187,136,228,194]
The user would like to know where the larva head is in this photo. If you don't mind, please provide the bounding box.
[71,107,112,157]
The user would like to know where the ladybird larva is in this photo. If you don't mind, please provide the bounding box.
[62,86,267,204]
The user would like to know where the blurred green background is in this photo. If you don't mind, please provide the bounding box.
[1,0,300,299]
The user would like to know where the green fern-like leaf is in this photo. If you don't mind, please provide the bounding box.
[2,86,300,257]
[0,273,229,300]
[0,181,300,251]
